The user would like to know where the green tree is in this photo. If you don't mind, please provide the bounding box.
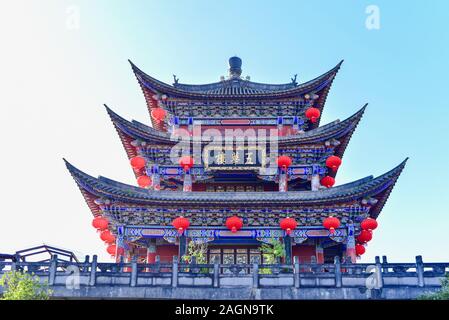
[0,271,52,300]
[418,274,449,300]
[259,238,286,274]
[181,241,209,273]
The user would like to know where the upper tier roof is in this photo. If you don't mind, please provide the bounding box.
[130,58,343,99]
[65,158,407,218]
[105,104,366,149]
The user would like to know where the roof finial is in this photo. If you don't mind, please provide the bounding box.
[291,74,298,86]
[228,56,242,78]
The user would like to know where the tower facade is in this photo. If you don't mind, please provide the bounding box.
[66,57,406,265]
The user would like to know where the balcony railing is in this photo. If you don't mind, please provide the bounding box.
[0,255,447,289]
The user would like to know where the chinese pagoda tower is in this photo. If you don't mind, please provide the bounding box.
[65,57,406,265]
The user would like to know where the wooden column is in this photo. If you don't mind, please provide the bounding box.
[178,235,187,260]
[346,222,356,263]
[284,235,292,264]
[151,165,160,191]
[316,240,324,264]
[183,170,192,192]
[146,244,157,263]
[279,169,287,192]
[115,231,126,263]
[311,174,320,191]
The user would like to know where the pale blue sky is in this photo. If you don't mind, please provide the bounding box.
[0,0,448,262]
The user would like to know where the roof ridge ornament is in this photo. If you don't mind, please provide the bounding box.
[228,56,242,79]
[291,74,298,86]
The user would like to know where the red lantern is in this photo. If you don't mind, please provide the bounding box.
[172,216,190,234]
[151,108,166,122]
[323,216,340,234]
[92,216,108,231]
[355,244,366,256]
[361,218,378,231]
[357,230,373,243]
[326,156,342,172]
[179,156,194,171]
[305,107,320,123]
[137,175,152,188]
[100,230,116,244]
[226,216,243,233]
[320,176,335,188]
[106,244,116,256]
[130,156,146,170]
[280,217,298,235]
[276,156,292,169]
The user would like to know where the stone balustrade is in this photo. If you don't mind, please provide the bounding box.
[0,255,447,299]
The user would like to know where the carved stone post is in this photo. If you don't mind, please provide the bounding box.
[334,256,342,287]
[172,256,178,288]
[294,256,300,288]
[130,256,138,287]
[252,262,259,289]
[213,256,220,288]
[381,255,388,273]
[416,255,425,287]
[89,255,97,286]
[374,256,384,288]
[48,254,57,286]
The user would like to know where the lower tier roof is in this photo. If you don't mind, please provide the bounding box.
[65,158,407,218]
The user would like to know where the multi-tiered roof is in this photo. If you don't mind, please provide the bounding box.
[66,57,406,262]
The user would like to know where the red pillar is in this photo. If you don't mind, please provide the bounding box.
[115,235,125,263]
[346,223,357,263]
[146,244,157,272]
[124,251,133,273]
[147,244,157,263]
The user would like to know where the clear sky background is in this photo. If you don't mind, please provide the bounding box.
[0,0,448,262]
